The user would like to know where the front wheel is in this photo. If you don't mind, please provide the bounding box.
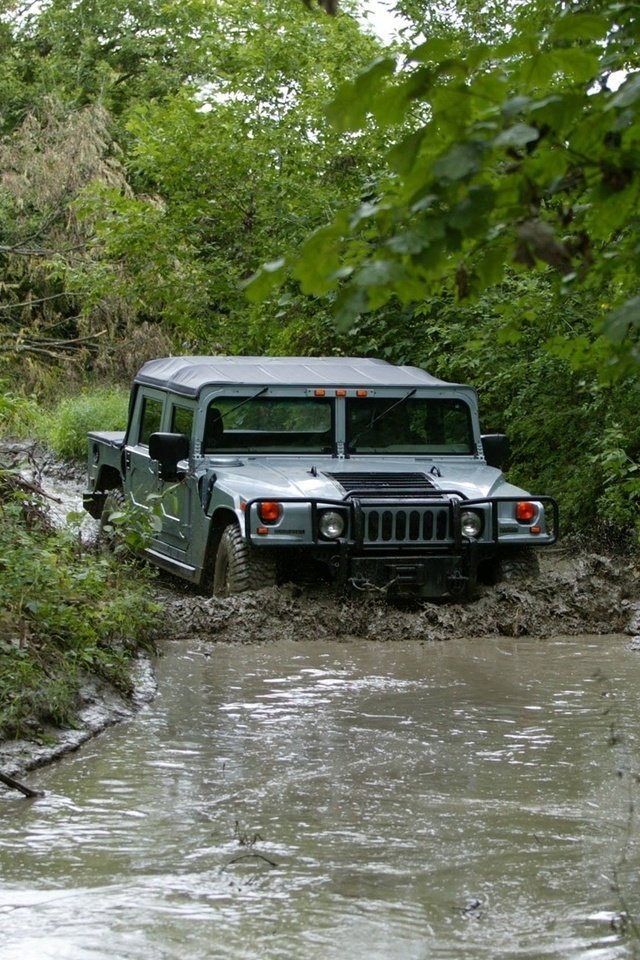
[213,523,277,596]
[479,547,540,585]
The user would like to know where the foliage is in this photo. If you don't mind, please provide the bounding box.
[43,387,129,460]
[0,384,41,436]
[250,1,640,367]
[337,269,640,540]
[0,493,159,740]
[0,385,129,459]
[1,0,640,548]
[67,0,387,353]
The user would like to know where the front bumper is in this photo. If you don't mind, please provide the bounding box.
[245,494,558,549]
[244,494,558,597]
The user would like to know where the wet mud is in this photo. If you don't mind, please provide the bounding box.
[161,548,640,645]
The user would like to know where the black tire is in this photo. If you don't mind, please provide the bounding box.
[497,548,540,582]
[213,523,277,596]
[99,488,126,548]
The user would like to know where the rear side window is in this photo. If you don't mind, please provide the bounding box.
[139,396,163,446]
[171,405,194,439]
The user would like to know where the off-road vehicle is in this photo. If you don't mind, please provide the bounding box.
[83,356,558,599]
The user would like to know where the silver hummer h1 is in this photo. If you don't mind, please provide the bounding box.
[83,356,558,599]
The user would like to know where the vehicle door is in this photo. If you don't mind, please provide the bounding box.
[125,388,165,520]
[154,401,195,556]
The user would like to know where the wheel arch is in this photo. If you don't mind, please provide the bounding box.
[96,465,123,492]
[85,466,124,519]
[200,506,240,590]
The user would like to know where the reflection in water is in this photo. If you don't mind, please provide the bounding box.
[1,636,640,960]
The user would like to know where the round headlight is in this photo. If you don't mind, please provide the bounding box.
[460,510,482,538]
[318,510,345,539]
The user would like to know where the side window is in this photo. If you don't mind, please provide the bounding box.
[171,405,194,439]
[139,396,164,446]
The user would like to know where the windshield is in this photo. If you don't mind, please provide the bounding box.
[346,397,474,455]
[203,396,334,454]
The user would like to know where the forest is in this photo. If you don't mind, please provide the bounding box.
[0,0,639,735]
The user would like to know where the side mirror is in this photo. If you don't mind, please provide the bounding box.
[149,432,190,480]
[481,433,511,470]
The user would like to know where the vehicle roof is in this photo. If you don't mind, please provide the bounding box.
[135,356,460,397]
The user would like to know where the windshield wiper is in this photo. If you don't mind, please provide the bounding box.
[348,388,417,449]
[215,386,269,421]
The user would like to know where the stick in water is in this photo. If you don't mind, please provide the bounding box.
[0,770,44,798]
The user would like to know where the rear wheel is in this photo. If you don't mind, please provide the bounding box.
[213,523,277,596]
[99,488,126,548]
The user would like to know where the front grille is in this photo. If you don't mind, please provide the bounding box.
[325,471,439,499]
[363,506,451,544]
[325,472,452,544]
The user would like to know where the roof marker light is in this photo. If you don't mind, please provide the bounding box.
[335,389,347,397]
[314,389,326,397]
[356,389,368,397]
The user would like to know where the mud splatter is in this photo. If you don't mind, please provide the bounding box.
[160,550,640,646]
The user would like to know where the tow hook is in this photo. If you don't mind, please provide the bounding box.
[348,576,398,595]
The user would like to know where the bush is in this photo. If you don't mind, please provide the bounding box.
[0,389,41,437]
[42,387,129,460]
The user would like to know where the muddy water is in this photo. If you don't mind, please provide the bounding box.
[2,633,640,960]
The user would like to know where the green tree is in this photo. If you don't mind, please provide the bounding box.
[251,0,640,372]
[68,0,387,353]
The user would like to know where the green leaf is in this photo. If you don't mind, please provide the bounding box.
[388,128,427,175]
[548,13,609,41]
[448,185,495,234]
[604,296,640,343]
[354,260,403,288]
[293,214,349,295]
[410,37,456,63]
[433,142,483,182]
[335,288,368,330]
[547,48,600,83]
[502,95,532,119]
[327,57,396,133]
[587,181,640,240]
[607,73,640,111]
[474,242,507,290]
[494,123,540,148]
[244,258,286,303]
[529,92,585,133]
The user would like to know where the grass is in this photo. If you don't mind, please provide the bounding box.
[0,385,129,460]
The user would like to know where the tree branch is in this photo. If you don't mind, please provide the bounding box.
[0,292,74,312]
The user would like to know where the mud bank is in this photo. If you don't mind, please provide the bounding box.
[0,657,157,781]
[2,550,639,785]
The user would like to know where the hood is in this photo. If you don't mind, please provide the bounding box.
[209,455,526,502]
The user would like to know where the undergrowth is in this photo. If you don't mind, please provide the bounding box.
[0,384,129,460]
[0,494,159,741]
